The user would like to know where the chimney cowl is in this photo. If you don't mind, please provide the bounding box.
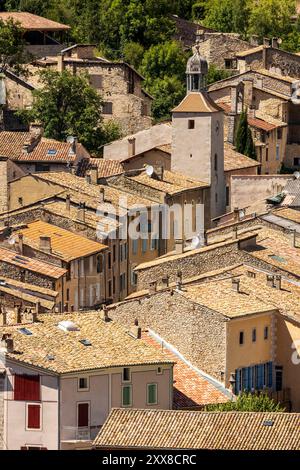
[129,319,142,339]
[149,280,157,294]
[100,306,109,322]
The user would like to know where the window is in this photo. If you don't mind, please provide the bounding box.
[266,147,269,161]
[89,74,103,89]
[277,128,282,140]
[147,383,158,405]
[108,280,112,297]
[252,328,256,343]
[224,58,237,69]
[14,375,40,401]
[108,252,112,270]
[35,164,50,172]
[131,270,137,286]
[226,186,230,206]
[275,366,283,392]
[96,254,103,273]
[123,367,131,382]
[264,326,269,340]
[142,238,148,253]
[78,377,89,391]
[113,245,116,263]
[235,362,273,394]
[276,144,280,160]
[102,102,113,114]
[113,275,116,294]
[214,153,218,171]
[132,239,138,255]
[122,385,132,407]
[151,237,158,251]
[77,403,89,427]
[157,367,163,375]
[239,331,244,345]
[294,157,300,166]
[188,119,195,129]
[66,289,70,301]
[27,404,41,430]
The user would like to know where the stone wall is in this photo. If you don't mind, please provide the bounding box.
[0,261,54,289]
[0,374,4,450]
[135,237,256,291]
[108,289,227,380]
[199,34,252,70]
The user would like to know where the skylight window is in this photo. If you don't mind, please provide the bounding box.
[79,339,92,347]
[14,255,29,264]
[18,328,32,336]
[269,254,286,263]
[58,320,79,332]
[47,149,57,156]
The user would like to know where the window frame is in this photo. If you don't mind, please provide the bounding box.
[77,401,90,428]
[239,331,244,346]
[77,376,89,392]
[122,367,131,383]
[26,403,42,431]
[147,383,158,406]
[121,384,132,407]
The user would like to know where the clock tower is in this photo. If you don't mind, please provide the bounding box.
[171,42,226,221]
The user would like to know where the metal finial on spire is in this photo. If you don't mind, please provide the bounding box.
[186,42,208,93]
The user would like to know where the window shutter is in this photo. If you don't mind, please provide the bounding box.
[235,369,240,394]
[122,386,131,406]
[78,403,89,427]
[267,362,273,388]
[27,405,40,429]
[15,375,40,401]
[148,384,157,404]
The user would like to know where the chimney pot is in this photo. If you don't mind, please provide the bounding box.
[18,233,24,255]
[274,275,282,290]
[149,280,157,294]
[39,236,51,253]
[66,194,71,212]
[130,319,142,339]
[90,166,98,185]
[232,226,238,240]
[77,202,86,223]
[1,334,14,353]
[99,188,105,203]
[176,271,183,291]
[0,311,7,326]
[267,274,275,288]
[128,137,136,157]
[175,239,185,254]
[85,174,91,184]
[100,305,109,322]
[232,278,240,292]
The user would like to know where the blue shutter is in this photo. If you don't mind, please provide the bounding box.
[257,364,264,389]
[267,362,273,388]
[235,369,240,394]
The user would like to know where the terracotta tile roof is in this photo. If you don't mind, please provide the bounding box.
[0,131,31,159]
[0,12,70,31]
[224,143,260,172]
[0,312,174,374]
[235,45,264,57]
[91,158,124,178]
[217,101,231,113]
[257,69,296,83]
[172,92,223,113]
[0,283,55,311]
[248,116,279,132]
[16,138,78,163]
[128,169,209,195]
[18,220,107,262]
[0,276,58,298]
[43,199,120,234]
[35,172,155,210]
[142,333,229,408]
[181,264,300,322]
[273,207,300,224]
[0,247,66,279]
[93,409,300,450]
[155,144,172,154]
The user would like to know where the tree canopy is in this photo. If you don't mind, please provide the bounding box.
[235,110,257,160]
[22,69,121,152]
[205,392,286,412]
[0,17,29,74]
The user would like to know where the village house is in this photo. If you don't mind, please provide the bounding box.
[8,220,109,312]
[0,311,174,450]
[93,408,300,450]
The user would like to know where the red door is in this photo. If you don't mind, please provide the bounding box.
[77,403,89,427]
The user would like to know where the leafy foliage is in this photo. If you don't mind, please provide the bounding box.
[205,392,286,412]
[235,111,256,160]
[22,70,121,152]
[0,18,29,74]
[207,65,231,86]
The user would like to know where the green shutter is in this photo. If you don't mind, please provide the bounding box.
[148,384,157,404]
[122,386,131,406]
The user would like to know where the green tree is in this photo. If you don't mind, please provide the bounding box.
[235,110,256,159]
[205,392,286,412]
[248,0,296,40]
[23,69,121,152]
[148,76,186,122]
[0,18,29,74]
[122,41,145,69]
[204,0,249,36]
[207,64,231,85]
[140,40,188,81]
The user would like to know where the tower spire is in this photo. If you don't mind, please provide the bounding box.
[186,40,208,93]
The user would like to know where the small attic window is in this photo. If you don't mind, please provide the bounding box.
[47,149,57,156]
[18,328,32,336]
[58,320,79,332]
[188,119,195,129]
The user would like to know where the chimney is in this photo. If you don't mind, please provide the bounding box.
[57,53,65,73]
[232,226,238,240]
[162,275,170,287]
[100,305,109,322]
[90,166,98,185]
[267,274,275,288]
[274,275,282,290]
[249,35,259,46]
[271,38,279,49]
[0,311,7,326]
[15,305,22,323]
[35,301,40,316]
[232,278,240,292]
[155,166,164,181]
[290,229,297,248]
[130,319,142,339]
[233,207,239,221]
[66,194,71,212]
[262,44,268,68]
[128,137,136,157]
[175,239,184,254]
[99,188,105,203]
[149,280,157,294]
[263,37,270,47]
[1,334,14,353]
[176,271,183,291]
[77,202,86,223]
[85,174,91,184]
[18,233,24,255]
[39,236,52,253]
[196,28,205,42]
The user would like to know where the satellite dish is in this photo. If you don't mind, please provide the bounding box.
[8,236,16,245]
[67,136,75,144]
[190,236,201,250]
[146,165,154,177]
[294,171,300,179]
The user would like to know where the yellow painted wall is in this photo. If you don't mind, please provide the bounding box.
[225,312,274,386]
[276,316,300,411]
[9,175,62,210]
